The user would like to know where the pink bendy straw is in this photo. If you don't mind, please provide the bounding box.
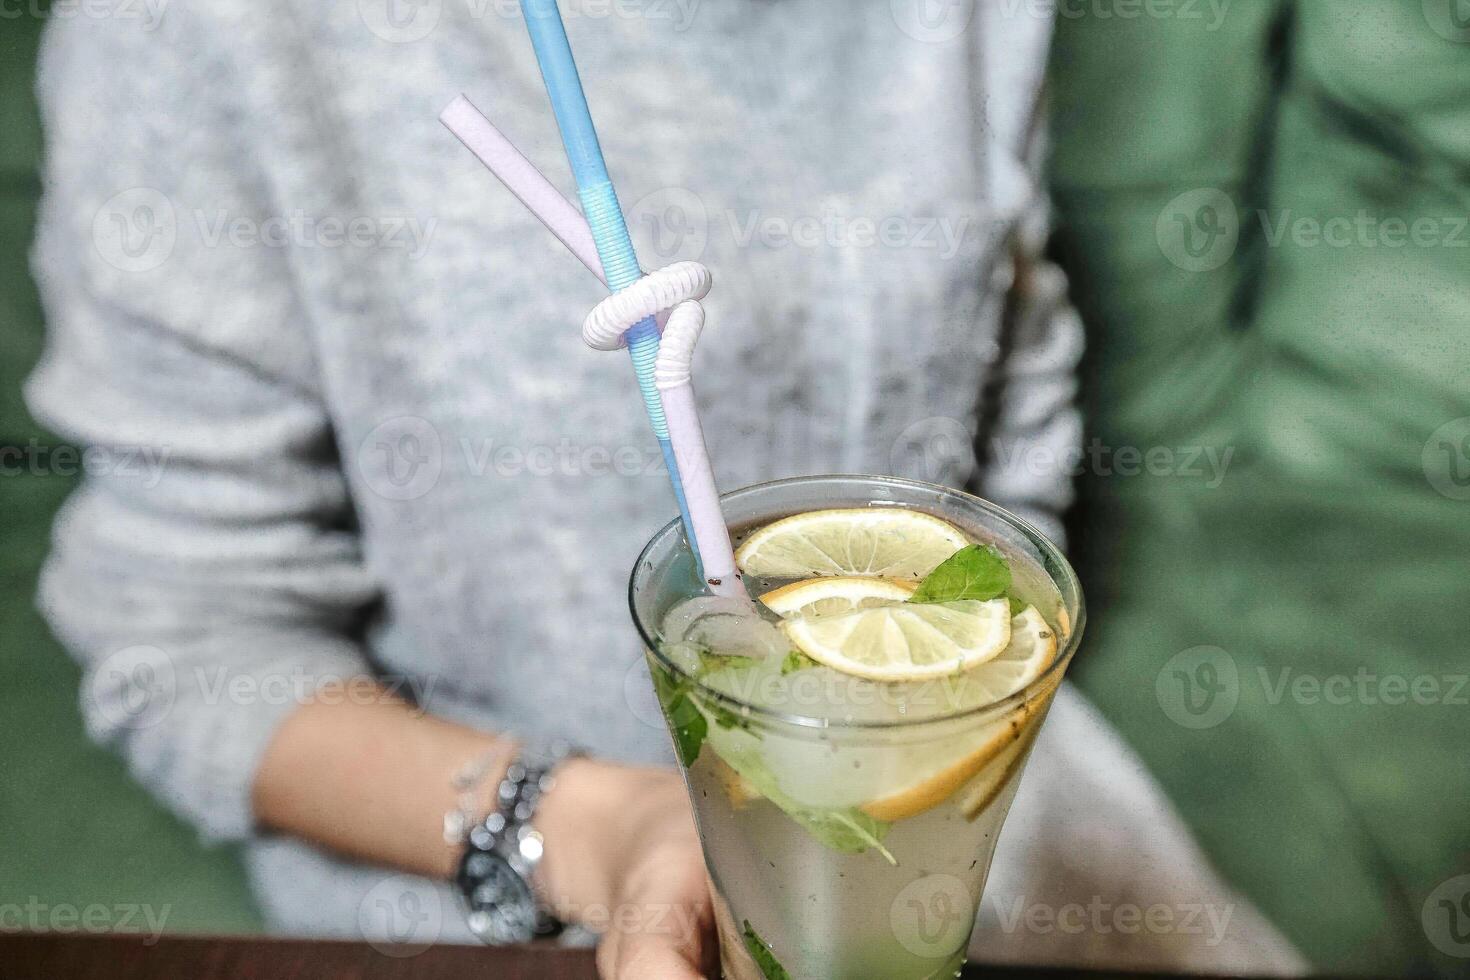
[440,96,743,598]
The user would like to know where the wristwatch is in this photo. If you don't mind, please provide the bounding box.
[451,738,580,944]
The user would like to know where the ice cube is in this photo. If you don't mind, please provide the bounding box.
[661,596,789,661]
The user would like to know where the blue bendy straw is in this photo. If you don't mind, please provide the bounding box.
[519,0,699,559]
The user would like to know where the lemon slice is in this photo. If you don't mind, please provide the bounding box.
[735,508,969,580]
[858,607,1059,822]
[710,756,762,809]
[957,720,1043,821]
[939,606,1058,706]
[862,675,1058,822]
[782,597,1011,682]
[760,577,917,619]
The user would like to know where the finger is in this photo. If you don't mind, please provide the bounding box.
[595,931,620,980]
[605,934,702,980]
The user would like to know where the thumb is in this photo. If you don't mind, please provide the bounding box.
[598,928,707,980]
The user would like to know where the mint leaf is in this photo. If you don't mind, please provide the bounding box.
[910,544,1011,604]
[788,806,896,863]
[710,702,751,731]
[780,649,820,675]
[652,645,768,765]
[650,661,707,767]
[722,747,896,864]
[700,650,763,674]
[670,709,707,767]
[695,656,761,736]
[742,921,792,980]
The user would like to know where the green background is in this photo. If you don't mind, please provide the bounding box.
[1052,3,1469,976]
[2,2,1467,974]
[0,4,263,937]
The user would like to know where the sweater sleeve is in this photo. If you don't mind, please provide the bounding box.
[972,4,1085,547]
[976,207,1085,549]
[25,10,380,842]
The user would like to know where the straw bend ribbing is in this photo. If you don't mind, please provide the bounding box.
[581,260,741,595]
[582,261,712,352]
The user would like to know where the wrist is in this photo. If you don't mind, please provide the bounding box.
[534,758,673,919]
[534,757,620,915]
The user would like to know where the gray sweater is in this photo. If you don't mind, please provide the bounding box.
[27,1,1304,970]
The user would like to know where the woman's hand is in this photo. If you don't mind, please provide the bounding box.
[537,761,717,979]
[255,697,714,975]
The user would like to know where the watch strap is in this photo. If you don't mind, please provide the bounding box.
[455,738,581,943]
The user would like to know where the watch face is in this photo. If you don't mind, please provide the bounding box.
[459,851,538,945]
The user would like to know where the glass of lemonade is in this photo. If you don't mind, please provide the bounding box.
[630,475,1084,980]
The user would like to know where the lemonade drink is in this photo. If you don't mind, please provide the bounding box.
[631,477,1084,980]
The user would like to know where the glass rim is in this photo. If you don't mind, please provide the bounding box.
[628,474,1086,733]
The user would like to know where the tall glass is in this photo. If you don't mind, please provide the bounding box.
[630,476,1084,980]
